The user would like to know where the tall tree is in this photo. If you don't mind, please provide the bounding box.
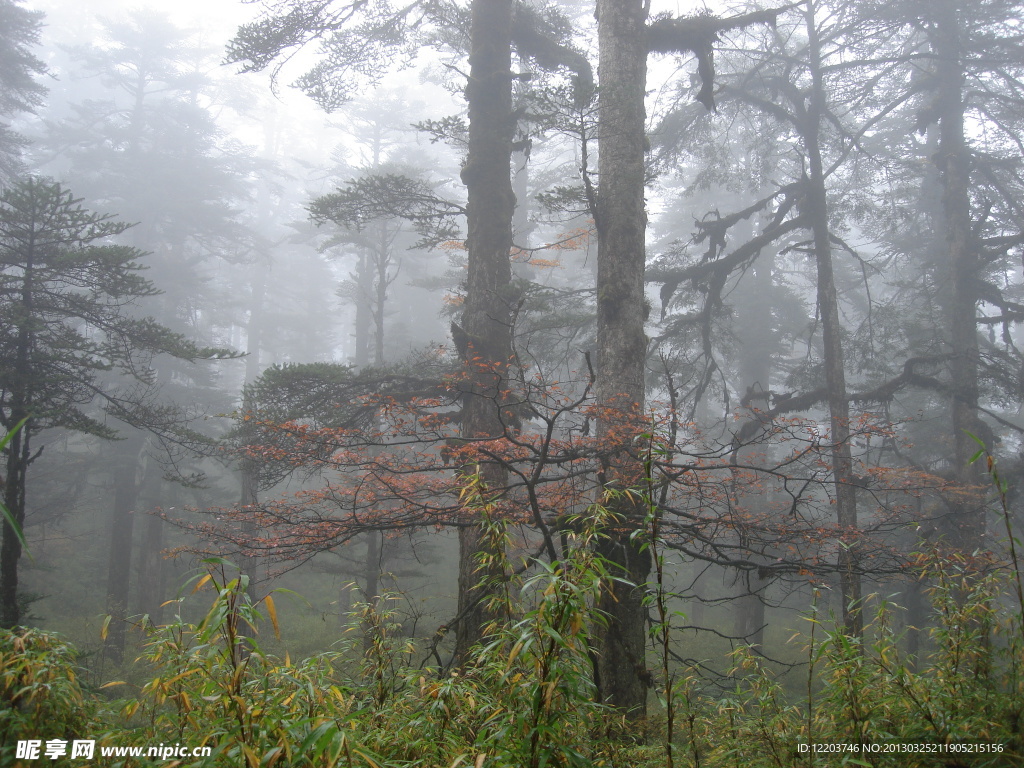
[932,0,990,551]
[40,12,252,658]
[802,0,861,635]
[237,0,593,661]
[0,178,225,627]
[648,0,943,638]
[845,0,1024,551]
[591,0,794,717]
[452,0,516,664]
[592,0,652,718]
[0,0,46,183]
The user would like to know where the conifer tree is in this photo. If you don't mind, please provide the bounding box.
[0,177,227,627]
[0,0,46,182]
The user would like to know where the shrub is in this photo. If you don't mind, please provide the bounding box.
[0,627,94,767]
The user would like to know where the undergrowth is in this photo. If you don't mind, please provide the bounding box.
[2,502,1023,766]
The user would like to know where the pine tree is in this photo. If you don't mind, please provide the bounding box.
[0,177,227,627]
[0,0,46,182]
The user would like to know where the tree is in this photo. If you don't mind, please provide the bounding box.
[448,0,518,664]
[39,12,255,657]
[769,0,1024,558]
[928,0,1006,550]
[0,177,227,627]
[589,0,796,717]
[0,0,46,183]
[243,0,592,661]
[647,0,944,640]
[801,0,862,636]
[591,0,652,718]
[311,98,458,367]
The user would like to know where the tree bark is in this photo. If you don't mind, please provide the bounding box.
[732,394,771,647]
[934,0,987,551]
[593,0,652,718]
[452,0,515,665]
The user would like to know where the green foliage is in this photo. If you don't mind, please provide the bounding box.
[0,627,94,766]
[106,558,385,768]
[5,543,1024,767]
[389,473,614,767]
[0,176,236,624]
[309,171,463,250]
[697,556,1023,768]
[466,507,610,768]
[0,177,234,439]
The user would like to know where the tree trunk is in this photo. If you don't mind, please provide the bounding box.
[361,530,382,653]
[373,221,389,367]
[452,0,515,665]
[1,216,38,629]
[239,257,268,628]
[511,57,535,283]
[354,248,372,367]
[135,474,166,623]
[803,0,861,637]
[731,213,775,649]
[731,384,771,649]
[594,0,652,718]
[1,418,29,628]
[934,0,987,551]
[104,431,145,663]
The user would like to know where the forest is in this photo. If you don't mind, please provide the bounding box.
[2,0,1024,765]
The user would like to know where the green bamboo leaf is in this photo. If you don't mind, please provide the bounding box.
[964,430,986,448]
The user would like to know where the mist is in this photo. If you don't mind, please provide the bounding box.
[2,0,1023,764]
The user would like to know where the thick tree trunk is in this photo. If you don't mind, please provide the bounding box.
[934,0,987,551]
[511,58,535,283]
[902,126,944,656]
[1,364,29,630]
[1,223,37,629]
[239,259,267,630]
[237,404,261,646]
[452,0,515,665]
[594,0,652,718]
[240,260,264,578]
[803,0,861,636]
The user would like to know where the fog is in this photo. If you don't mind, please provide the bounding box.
[2,0,1023,749]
